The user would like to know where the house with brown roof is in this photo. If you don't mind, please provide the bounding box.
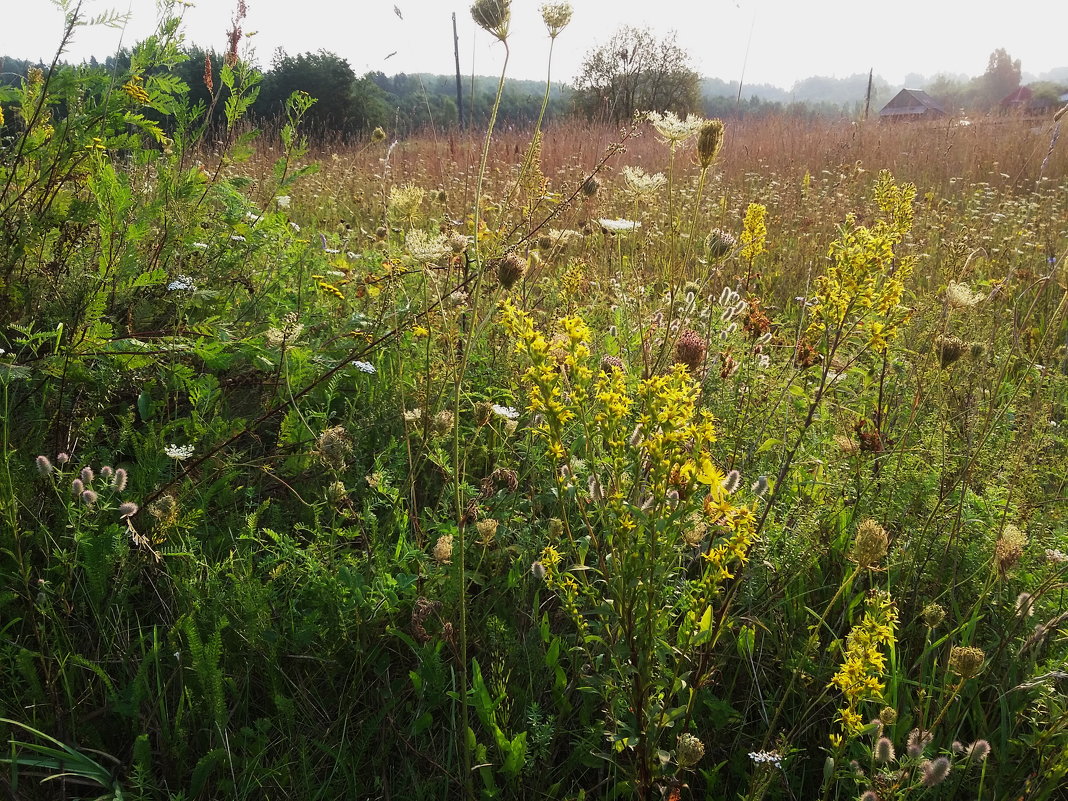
[879,88,946,120]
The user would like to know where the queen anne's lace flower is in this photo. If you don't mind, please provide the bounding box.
[621,166,666,199]
[598,218,641,233]
[405,229,451,262]
[164,444,194,461]
[645,110,706,145]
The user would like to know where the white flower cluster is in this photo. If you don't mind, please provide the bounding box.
[748,750,782,768]
[621,165,666,199]
[164,444,194,461]
[598,218,641,233]
[405,229,452,263]
[644,110,706,145]
[168,275,196,291]
[352,360,377,374]
[490,404,519,420]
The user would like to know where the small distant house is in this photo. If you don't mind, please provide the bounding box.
[1000,86,1033,110]
[879,89,946,120]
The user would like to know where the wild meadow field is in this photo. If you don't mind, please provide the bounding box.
[2,9,1068,801]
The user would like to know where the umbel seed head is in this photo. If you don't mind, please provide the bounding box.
[697,119,725,169]
[674,330,708,372]
[496,252,526,289]
[934,334,966,368]
[949,645,985,679]
[851,519,889,568]
[471,0,511,40]
[922,602,946,628]
[676,733,705,768]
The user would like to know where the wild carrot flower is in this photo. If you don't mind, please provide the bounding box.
[674,330,708,372]
[948,645,985,679]
[496,252,526,289]
[706,228,736,259]
[946,280,983,309]
[850,519,889,568]
[934,335,966,368]
[432,534,454,564]
[645,110,705,146]
[405,229,451,263]
[676,733,705,768]
[995,524,1027,575]
[598,218,641,233]
[620,165,666,199]
[539,2,572,37]
[471,0,511,40]
[165,444,194,461]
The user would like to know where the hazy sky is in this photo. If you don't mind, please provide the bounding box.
[7,0,1066,90]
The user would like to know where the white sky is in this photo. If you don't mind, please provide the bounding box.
[6,0,1066,89]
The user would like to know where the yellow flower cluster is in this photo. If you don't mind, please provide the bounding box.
[500,299,580,461]
[636,365,718,493]
[739,202,768,261]
[808,171,916,352]
[121,75,151,105]
[829,589,898,737]
[316,279,346,301]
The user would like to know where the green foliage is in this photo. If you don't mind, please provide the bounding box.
[572,25,700,122]
[0,7,1066,801]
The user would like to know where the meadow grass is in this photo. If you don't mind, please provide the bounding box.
[1,6,1067,801]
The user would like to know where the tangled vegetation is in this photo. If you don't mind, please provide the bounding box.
[1,3,1066,800]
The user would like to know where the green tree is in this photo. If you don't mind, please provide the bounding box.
[572,26,699,123]
[256,49,387,134]
[979,47,1021,108]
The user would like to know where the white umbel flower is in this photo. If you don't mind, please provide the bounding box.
[598,218,641,233]
[645,110,706,145]
[164,444,194,461]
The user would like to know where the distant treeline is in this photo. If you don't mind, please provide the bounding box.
[2,47,1064,141]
